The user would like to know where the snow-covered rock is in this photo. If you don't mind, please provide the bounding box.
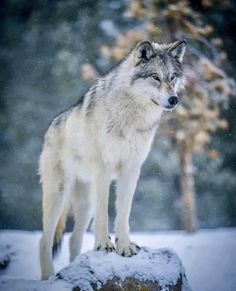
[1,247,191,290]
[52,247,191,290]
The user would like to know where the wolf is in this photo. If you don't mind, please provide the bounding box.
[39,39,186,279]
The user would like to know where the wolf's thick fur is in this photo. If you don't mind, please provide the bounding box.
[39,40,186,279]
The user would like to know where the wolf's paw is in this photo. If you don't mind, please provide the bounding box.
[115,239,140,257]
[95,237,115,252]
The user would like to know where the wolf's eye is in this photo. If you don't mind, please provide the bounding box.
[171,74,176,81]
[152,75,161,82]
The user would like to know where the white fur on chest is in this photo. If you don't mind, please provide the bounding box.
[102,128,155,172]
[63,99,161,182]
[65,125,155,182]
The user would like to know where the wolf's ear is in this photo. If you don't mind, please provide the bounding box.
[168,40,187,63]
[134,41,156,65]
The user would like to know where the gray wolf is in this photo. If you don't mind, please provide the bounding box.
[39,40,186,279]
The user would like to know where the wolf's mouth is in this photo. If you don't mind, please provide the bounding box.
[151,99,160,106]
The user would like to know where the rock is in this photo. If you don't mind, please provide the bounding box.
[51,247,192,291]
[0,247,191,290]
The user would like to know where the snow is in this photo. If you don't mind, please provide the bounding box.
[0,228,236,290]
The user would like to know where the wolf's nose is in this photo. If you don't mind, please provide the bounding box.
[168,96,179,107]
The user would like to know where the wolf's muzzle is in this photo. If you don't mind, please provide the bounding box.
[151,99,160,106]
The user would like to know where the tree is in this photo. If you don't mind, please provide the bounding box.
[83,0,235,232]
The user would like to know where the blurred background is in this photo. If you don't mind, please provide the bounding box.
[0,0,236,233]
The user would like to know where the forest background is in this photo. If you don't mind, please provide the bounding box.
[0,0,235,233]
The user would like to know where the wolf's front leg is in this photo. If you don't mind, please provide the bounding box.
[115,164,141,257]
[94,171,115,252]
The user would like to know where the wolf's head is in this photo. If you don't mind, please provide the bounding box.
[129,40,186,111]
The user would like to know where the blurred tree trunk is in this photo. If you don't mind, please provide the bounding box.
[179,141,197,232]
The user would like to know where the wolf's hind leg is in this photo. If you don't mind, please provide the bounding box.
[39,153,67,280]
[69,180,94,262]
[40,191,65,279]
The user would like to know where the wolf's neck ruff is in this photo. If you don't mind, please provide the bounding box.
[77,55,164,136]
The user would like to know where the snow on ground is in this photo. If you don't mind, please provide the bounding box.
[0,228,235,291]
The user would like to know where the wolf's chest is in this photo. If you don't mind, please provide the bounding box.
[102,128,155,170]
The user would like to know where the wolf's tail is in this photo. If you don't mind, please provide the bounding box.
[52,203,70,258]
